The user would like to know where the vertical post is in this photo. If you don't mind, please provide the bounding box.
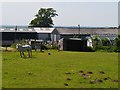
[14,26,17,42]
[54,34,56,44]
[78,24,80,38]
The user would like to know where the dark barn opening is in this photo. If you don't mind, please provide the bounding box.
[63,38,87,51]
[16,32,37,40]
[2,32,37,41]
[2,32,15,41]
[1,32,38,46]
[2,32,15,46]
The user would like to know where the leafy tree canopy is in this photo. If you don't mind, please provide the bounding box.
[29,8,58,27]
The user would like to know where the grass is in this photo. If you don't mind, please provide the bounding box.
[2,50,118,88]
[0,51,2,89]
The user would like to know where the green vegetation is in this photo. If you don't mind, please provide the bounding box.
[29,8,58,27]
[114,37,120,52]
[92,36,120,52]
[0,51,2,89]
[2,50,118,88]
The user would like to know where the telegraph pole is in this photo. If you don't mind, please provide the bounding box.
[78,24,80,38]
[14,26,17,42]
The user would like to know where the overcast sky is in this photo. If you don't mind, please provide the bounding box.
[0,1,119,27]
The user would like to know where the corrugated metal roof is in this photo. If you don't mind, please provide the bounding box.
[0,27,55,33]
[17,28,36,32]
[55,28,118,35]
[0,27,119,35]
[34,28,54,33]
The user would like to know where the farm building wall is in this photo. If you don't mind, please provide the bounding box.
[1,32,38,46]
[52,34,91,44]
[51,34,60,44]
[38,33,51,40]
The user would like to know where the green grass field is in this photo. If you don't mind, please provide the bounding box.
[2,50,118,88]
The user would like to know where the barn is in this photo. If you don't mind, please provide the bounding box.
[0,26,118,52]
[52,27,118,43]
[0,27,54,46]
[53,27,118,51]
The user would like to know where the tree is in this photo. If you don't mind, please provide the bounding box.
[102,38,111,46]
[29,8,58,27]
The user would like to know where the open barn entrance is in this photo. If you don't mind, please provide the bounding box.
[63,38,87,51]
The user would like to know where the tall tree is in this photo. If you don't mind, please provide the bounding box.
[29,8,58,27]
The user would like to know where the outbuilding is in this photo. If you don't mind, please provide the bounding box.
[58,37,93,51]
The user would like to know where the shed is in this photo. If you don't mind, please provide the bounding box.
[58,37,93,51]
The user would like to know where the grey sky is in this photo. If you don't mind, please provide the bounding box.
[118,1,120,26]
[1,2,118,27]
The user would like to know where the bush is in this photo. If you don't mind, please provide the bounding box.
[51,44,58,50]
[94,46,115,52]
[92,36,117,52]
[85,47,95,52]
[102,38,111,46]
[114,38,120,52]
[45,44,58,50]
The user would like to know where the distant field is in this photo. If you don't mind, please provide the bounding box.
[2,50,118,88]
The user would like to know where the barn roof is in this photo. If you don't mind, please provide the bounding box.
[53,28,119,35]
[0,27,55,33]
[34,28,54,33]
[0,27,119,35]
